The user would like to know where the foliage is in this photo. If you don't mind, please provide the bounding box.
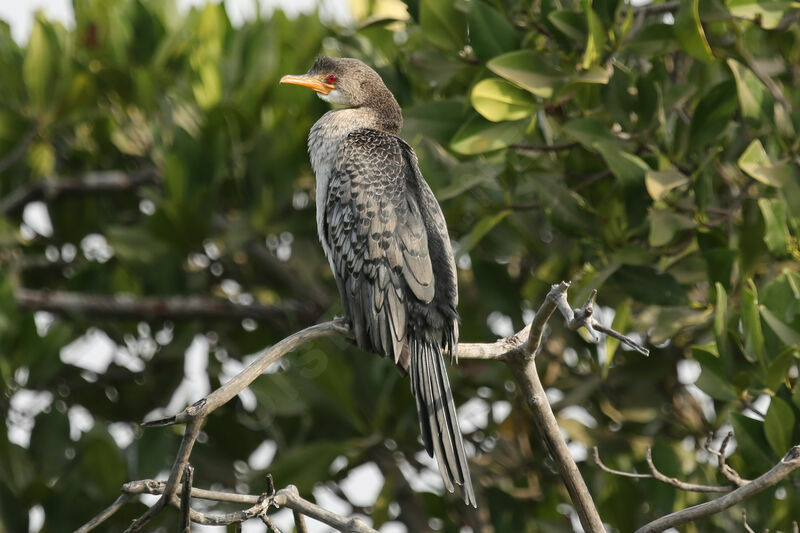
[0,0,799,531]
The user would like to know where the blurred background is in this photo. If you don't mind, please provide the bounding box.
[0,0,799,531]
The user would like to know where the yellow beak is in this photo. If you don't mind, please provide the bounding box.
[280,74,335,95]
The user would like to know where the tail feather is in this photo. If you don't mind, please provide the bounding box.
[410,337,476,507]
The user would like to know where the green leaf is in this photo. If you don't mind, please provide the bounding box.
[420,0,466,51]
[727,0,799,30]
[450,115,526,154]
[675,0,714,63]
[729,412,776,473]
[595,143,650,186]
[267,441,349,492]
[487,51,564,98]
[528,174,597,237]
[758,198,791,256]
[714,282,731,360]
[738,140,791,187]
[470,79,537,122]
[468,1,519,61]
[688,81,738,150]
[581,0,606,69]
[548,10,586,41]
[692,344,736,400]
[760,305,800,347]
[402,100,467,145]
[766,349,795,392]
[457,209,512,258]
[106,226,170,264]
[612,266,688,306]
[23,14,60,111]
[623,23,679,56]
[727,59,769,121]
[764,397,795,457]
[649,209,694,247]
[645,170,689,201]
[742,279,766,363]
[30,410,70,481]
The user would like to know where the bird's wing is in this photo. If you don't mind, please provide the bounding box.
[325,129,435,367]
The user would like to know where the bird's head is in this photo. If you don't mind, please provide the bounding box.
[281,57,402,131]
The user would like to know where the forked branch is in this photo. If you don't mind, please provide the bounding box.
[78,282,647,533]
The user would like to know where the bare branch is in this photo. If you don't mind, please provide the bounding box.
[645,447,732,493]
[14,288,318,326]
[635,445,800,533]
[592,447,652,479]
[85,282,646,533]
[504,282,606,533]
[180,464,194,532]
[705,432,749,487]
[593,446,732,492]
[0,168,160,216]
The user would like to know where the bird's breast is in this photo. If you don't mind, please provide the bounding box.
[307,109,381,259]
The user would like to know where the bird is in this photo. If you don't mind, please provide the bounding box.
[281,57,476,507]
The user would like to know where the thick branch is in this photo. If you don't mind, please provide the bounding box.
[635,445,800,533]
[505,282,606,533]
[15,288,318,326]
[0,168,160,215]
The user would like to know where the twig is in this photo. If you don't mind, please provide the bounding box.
[645,447,731,493]
[14,288,318,326]
[0,168,160,215]
[704,431,749,487]
[179,464,194,532]
[592,447,652,479]
[593,446,731,492]
[743,509,756,533]
[635,445,800,533]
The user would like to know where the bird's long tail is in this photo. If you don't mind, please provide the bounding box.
[409,337,476,507]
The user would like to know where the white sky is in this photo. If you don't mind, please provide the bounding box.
[0,0,350,44]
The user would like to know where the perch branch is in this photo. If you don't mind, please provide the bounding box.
[14,288,318,326]
[82,282,648,532]
[0,168,160,215]
[635,445,800,533]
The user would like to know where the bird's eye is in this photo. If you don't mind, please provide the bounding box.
[327,75,337,84]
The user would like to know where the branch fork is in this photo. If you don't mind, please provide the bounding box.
[79,282,649,533]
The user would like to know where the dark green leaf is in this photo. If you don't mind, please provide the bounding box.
[764,396,795,457]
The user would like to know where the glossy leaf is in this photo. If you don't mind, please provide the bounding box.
[470,78,537,122]
[738,140,791,187]
[450,114,526,154]
[675,0,714,63]
[487,51,564,98]
[741,279,766,363]
[764,397,795,457]
[468,1,519,61]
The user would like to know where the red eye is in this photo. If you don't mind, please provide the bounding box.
[327,74,337,84]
